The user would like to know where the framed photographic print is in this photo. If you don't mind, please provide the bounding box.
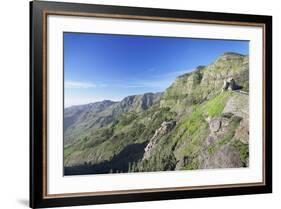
[30,0,272,208]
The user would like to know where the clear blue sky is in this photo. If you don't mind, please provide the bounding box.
[64,32,249,107]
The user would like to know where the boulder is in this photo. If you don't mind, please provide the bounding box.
[234,119,249,144]
[199,144,244,169]
[198,114,246,169]
[222,77,241,92]
[209,118,221,133]
[223,94,249,118]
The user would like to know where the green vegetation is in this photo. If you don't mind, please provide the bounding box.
[231,140,249,163]
[202,92,231,117]
[183,159,199,170]
[207,115,242,155]
[113,111,138,129]
[208,145,217,155]
[64,52,249,175]
[135,151,177,172]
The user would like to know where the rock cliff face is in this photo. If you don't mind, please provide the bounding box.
[160,53,248,115]
[119,92,163,112]
[64,52,249,175]
[198,112,246,169]
[143,121,176,160]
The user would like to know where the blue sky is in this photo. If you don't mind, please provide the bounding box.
[64,32,249,107]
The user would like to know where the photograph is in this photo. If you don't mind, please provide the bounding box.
[29,1,272,207]
[63,33,250,175]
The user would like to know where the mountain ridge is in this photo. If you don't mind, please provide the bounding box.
[65,52,248,111]
[64,52,249,175]
[64,92,162,146]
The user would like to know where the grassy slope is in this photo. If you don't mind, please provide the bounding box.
[64,53,249,174]
[133,92,233,172]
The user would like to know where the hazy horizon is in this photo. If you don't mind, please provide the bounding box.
[64,91,164,108]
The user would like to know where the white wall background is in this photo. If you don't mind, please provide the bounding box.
[0,0,279,208]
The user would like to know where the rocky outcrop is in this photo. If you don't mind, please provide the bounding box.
[222,78,241,91]
[143,121,176,160]
[223,93,249,118]
[119,92,162,113]
[209,118,222,133]
[198,93,249,169]
[234,118,249,144]
[161,53,249,112]
[198,113,245,169]
[199,144,244,169]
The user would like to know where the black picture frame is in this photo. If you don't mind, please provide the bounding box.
[30,1,272,208]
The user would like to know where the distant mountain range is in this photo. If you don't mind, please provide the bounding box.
[64,52,249,175]
[64,92,162,146]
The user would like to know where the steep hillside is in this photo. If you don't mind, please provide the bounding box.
[64,52,249,175]
[64,92,162,146]
[161,52,248,114]
[64,100,116,131]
